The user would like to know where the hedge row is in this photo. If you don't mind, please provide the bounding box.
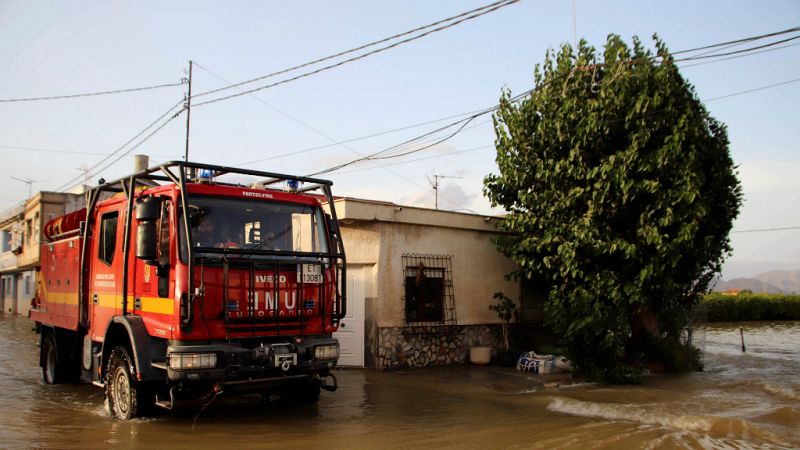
[701,293,800,321]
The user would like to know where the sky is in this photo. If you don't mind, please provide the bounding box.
[0,0,798,280]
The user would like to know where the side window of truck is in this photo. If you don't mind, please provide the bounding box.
[98,211,119,265]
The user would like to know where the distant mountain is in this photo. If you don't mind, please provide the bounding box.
[711,269,800,294]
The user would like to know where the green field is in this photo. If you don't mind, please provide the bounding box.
[701,293,800,321]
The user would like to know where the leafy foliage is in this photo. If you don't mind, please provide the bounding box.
[489,291,519,351]
[484,35,742,382]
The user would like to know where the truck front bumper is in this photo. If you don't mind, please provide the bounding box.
[165,337,338,391]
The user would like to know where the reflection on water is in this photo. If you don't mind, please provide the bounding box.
[1,315,798,449]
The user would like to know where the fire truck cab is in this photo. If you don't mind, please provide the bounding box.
[29,161,346,419]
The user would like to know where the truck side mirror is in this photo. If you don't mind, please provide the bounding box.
[136,196,161,221]
[135,197,161,264]
[136,222,157,262]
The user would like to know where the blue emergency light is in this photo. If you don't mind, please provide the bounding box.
[287,179,301,191]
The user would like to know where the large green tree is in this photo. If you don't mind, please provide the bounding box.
[484,35,742,382]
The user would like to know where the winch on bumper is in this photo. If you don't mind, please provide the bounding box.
[165,338,339,390]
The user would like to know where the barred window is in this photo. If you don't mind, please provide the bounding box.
[402,254,456,326]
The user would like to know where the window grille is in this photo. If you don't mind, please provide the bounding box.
[402,254,456,326]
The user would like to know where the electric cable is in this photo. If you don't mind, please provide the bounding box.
[732,226,800,234]
[335,144,493,175]
[192,0,519,100]
[285,28,800,166]
[239,107,488,166]
[679,42,800,68]
[0,144,181,158]
[193,62,451,204]
[53,100,185,192]
[0,82,184,103]
[671,26,800,55]
[675,34,800,62]
[192,0,520,107]
[71,109,185,190]
[311,75,800,178]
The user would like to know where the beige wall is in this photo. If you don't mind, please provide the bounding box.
[17,192,80,269]
[334,198,518,329]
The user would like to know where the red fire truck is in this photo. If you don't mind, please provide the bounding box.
[29,161,346,419]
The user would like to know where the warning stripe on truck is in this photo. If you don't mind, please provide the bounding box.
[42,291,173,315]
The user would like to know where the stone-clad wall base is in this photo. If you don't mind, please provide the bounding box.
[378,324,502,369]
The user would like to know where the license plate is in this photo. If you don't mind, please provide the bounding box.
[297,264,322,284]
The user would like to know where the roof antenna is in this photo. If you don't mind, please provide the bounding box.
[426,173,461,210]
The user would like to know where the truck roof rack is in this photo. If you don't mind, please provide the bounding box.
[91,160,334,195]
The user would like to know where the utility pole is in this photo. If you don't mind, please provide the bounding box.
[184,60,193,163]
[427,173,462,210]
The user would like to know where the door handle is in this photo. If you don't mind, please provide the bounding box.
[92,293,98,304]
[340,323,346,328]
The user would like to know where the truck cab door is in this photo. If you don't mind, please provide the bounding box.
[88,206,123,341]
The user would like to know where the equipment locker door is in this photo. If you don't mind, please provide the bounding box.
[88,207,123,340]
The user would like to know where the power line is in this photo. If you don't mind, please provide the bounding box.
[335,144,493,175]
[196,21,795,110]
[68,109,185,191]
[671,26,800,55]
[0,144,181,158]
[312,74,800,178]
[193,62,478,213]
[310,116,479,176]
[193,62,444,200]
[192,0,519,100]
[192,0,520,108]
[703,77,800,102]
[732,226,800,234]
[679,42,800,68]
[240,108,488,166]
[323,27,800,166]
[675,34,800,62]
[0,81,184,103]
[53,100,185,192]
[255,29,800,176]
[0,145,108,156]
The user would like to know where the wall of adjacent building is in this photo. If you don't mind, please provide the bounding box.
[333,198,519,369]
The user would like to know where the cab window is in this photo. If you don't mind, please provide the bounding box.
[98,211,118,265]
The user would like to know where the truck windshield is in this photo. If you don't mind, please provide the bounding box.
[179,196,329,259]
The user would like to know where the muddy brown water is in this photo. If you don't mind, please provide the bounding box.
[1,315,798,449]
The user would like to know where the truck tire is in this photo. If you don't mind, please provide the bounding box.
[105,346,153,420]
[42,333,63,385]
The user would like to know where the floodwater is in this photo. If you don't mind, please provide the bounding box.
[1,316,798,449]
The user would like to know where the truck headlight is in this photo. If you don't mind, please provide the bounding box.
[169,352,218,369]
[314,344,339,361]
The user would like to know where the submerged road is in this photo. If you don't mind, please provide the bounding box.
[1,314,798,449]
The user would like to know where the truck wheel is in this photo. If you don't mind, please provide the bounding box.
[42,334,62,385]
[105,346,151,420]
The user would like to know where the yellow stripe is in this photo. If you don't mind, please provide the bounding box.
[97,294,119,309]
[44,292,173,315]
[44,292,79,305]
[139,296,174,315]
